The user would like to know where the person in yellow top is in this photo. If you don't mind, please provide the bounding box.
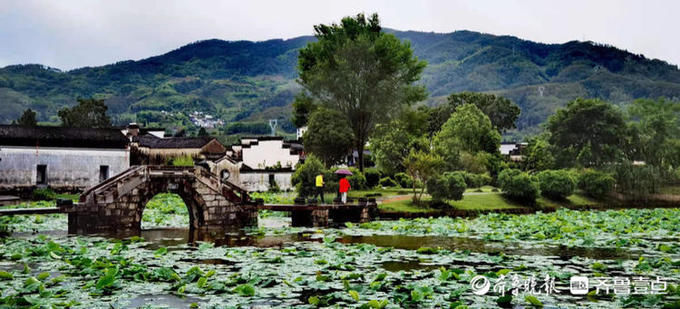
[314,173,325,203]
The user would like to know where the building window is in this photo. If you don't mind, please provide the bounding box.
[99,165,110,182]
[36,165,47,185]
[268,173,276,189]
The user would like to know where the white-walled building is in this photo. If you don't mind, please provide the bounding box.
[296,126,308,140]
[0,125,130,192]
[500,142,528,161]
[239,137,300,169]
[213,136,303,191]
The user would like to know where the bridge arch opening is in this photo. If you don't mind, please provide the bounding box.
[141,193,191,229]
[134,178,208,231]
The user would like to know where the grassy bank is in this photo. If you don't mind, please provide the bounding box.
[379,191,604,214]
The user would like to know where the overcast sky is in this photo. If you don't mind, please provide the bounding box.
[1,0,679,70]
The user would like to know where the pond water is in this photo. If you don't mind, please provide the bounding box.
[2,208,680,308]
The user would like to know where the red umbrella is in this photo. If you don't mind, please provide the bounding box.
[334,168,353,176]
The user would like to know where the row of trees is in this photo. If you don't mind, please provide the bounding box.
[525,97,680,172]
[292,13,680,204]
[289,13,523,203]
[294,14,521,180]
[15,98,112,128]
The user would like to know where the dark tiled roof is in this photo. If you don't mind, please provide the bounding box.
[137,134,214,149]
[240,136,284,141]
[0,125,129,149]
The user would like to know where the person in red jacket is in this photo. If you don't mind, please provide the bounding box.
[339,175,351,204]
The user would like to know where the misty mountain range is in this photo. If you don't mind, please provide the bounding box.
[1,29,679,137]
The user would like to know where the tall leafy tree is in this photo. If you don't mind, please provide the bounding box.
[547,98,628,167]
[403,149,443,204]
[447,92,520,132]
[291,93,317,128]
[303,109,354,166]
[427,92,520,134]
[627,98,680,169]
[58,98,112,128]
[523,135,556,171]
[434,104,501,171]
[370,108,429,175]
[297,13,427,171]
[16,108,37,127]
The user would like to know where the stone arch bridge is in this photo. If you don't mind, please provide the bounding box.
[59,165,259,235]
[55,165,377,235]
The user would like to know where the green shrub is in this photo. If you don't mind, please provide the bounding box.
[394,172,413,188]
[537,170,576,200]
[379,177,398,188]
[32,187,57,201]
[170,155,194,166]
[364,168,381,189]
[578,169,615,199]
[459,172,492,188]
[323,170,339,193]
[427,172,466,202]
[497,169,539,204]
[610,162,661,199]
[292,155,326,198]
[346,167,367,190]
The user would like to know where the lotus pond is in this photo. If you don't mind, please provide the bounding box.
[1,195,680,308]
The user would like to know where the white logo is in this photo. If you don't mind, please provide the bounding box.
[471,275,491,295]
[570,276,589,295]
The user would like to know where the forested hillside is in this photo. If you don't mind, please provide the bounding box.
[1,29,679,137]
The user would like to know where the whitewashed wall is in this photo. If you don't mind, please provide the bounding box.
[241,140,300,169]
[209,158,241,185]
[0,146,130,188]
[239,171,293,192]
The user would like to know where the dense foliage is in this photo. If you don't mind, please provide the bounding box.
[370,110,429,175]
[379,177,398,188]
[58,98,112,128]
[578,169,615,199]
[536,170,576,200]
[522,135,555,171]
[432,92,521,133]
[16,108,37,126]
[363,168,381,188]
[426,172,466,202]
[497,169,539,204]
[457,172,492,189]
[403,149,443,203]
[547,98,628,167]
[31,188,57,201]
[627,98,680,170]
[291,155,326,197]
[610,162,662,200]
[434,104,500,172]
[297,13,427,170]
[302,109,354,166]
